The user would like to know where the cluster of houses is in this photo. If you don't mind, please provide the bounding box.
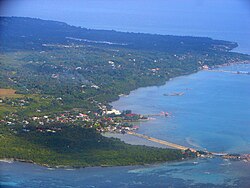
[200,59,250,70]
[0,97,33,107]
[2,107,146,135]
[222,154,250,162]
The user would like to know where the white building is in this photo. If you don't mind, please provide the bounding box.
[106,109,121,115]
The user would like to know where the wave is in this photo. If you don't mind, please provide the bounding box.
[0,159,13,163]
[185,137,204,150]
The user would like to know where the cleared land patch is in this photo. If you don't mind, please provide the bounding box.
[0,89,20,98]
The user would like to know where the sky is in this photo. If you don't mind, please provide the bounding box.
[0,0,250,53]
[1,0,249,30]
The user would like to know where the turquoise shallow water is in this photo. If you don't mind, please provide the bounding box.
[1,158,250,188]
[1,64,250,188]
[1,158,250,187]
[1,1,249,187]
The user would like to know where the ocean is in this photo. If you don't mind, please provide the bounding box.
[2,0,249,54]
[1,0,250,187]
[1,63,250,188]
[111,63,250,154]
[1,157,250,188]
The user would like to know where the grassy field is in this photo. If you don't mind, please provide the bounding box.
[0,89,17,118]
[0,89,22,98]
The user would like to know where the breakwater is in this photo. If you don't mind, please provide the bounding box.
[127,131,250,162]
[127,131,196,151]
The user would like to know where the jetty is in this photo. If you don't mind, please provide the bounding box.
[127,131,196,152]
[127,131,250,161]
[144,112,170,117]
[210,152,228,156]
[163,92,184,96]
[206,70,250,75]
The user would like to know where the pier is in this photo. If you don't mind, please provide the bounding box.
[127,131,250,161]
[127,131,196,152]
[210,152,228,156]
[144,112,170,117]
[206,70,250,75]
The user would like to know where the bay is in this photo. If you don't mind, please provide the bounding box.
[111,64,250,154]
[1,0,250,187]
[1,64,250,188]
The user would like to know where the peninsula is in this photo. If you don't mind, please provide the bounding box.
[0,17,250,167]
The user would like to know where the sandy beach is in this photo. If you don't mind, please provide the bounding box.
[102,132,169,149]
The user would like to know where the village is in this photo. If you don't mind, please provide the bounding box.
[1,94,250,163]
[0,96,147,135]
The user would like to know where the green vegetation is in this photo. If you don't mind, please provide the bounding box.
[0,17,249,167]
[0,125,183,167]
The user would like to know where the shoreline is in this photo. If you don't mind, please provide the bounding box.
[2,60,249,170]
[102,132,169,149]
[0,153,191,169]
[110,60,250,109]
[108,59,250,151]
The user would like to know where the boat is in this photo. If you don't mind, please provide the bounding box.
[163,92,184,96]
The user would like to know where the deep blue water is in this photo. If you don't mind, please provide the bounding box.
[1,0,250,54]
[1,64,250,188]
[1,0,250,187]
[112,64,250,154]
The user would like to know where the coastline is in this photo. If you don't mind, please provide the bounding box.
[111,59,250,108]
[207,60,250,69]
[0,157,195,171]
[108,59,250,151]
[1,60,249,169]
[102,132,169,149]
[0,151,189,169]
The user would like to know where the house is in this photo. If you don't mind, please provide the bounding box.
[202,65,209,70]
[32,117,39,121]
[91,85,100,89]
[106,109,121,115]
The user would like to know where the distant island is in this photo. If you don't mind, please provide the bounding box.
[0,17,249,167]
